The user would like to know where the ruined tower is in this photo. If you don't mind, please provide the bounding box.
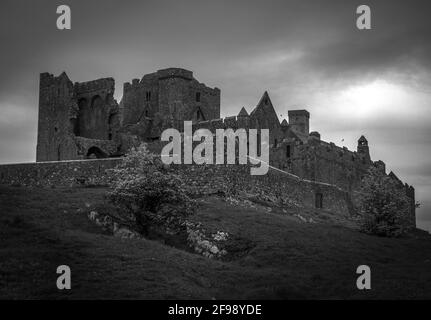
[72,78,119,141]
[120,68,221,133]
[37,72,121,162]
[36,72,76,161]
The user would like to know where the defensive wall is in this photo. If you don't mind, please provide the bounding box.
[0,158,353,216]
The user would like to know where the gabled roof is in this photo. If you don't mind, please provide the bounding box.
[58,71,71,83]
[389,171,401,183]
[238,107,249,117]
[249,91,280,127]
[281,119,288,126]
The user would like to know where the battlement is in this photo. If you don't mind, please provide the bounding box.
[40,72,56,88]
[157,67,193,80]
[123,73,158,92]
[194,115,240,131]
[122,68,219,93]
[191,79,221,96]
[306,138,372,164]
[74,77,115,95]
[39,72,71,89]
[288,110,310,118]
[309,131,320,140]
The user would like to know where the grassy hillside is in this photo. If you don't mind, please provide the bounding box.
[1,185,430,299]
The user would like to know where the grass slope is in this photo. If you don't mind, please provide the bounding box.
[0,185,430,299]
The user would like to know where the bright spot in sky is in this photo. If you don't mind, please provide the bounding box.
[334,80,409,119]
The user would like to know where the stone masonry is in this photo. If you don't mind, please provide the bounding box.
[30,67,416,225]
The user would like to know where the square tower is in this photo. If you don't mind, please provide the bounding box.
[288,110,310,135]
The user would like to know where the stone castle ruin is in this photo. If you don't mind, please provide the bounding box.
[0,67,416,226]
[36,68,221,162]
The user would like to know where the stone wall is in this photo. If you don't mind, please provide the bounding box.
[190,112,373,192]
[0,158,122,187]
[289,138,372,191]
[175,164,352,216]
[0,158,352,216]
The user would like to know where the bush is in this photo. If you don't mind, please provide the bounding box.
[108,144,196,235]
[358,167,412,237]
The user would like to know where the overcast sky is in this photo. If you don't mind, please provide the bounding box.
[1,0,430,230]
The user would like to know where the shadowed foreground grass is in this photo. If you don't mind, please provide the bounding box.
[0,185,430,299]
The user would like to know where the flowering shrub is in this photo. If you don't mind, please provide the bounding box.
[358,167,412,237]
[108,144,196,235]
[186,222,228,259]
[212,231,229,241]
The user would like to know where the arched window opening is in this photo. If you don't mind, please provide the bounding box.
[91,95,103,108]
[86,146,108,159]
